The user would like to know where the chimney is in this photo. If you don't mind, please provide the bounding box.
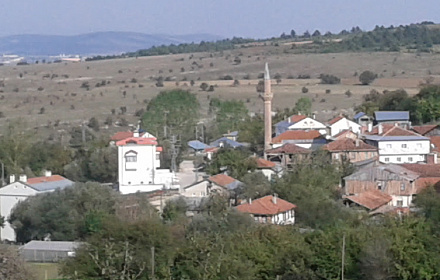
[44,170,52,177]
[9,174,15,183]
[19,174,27,183]
[378,123,383,135]
[355,139,360,147]
[249,198,252,204]
[368,122,373,132]
[312,113,316,119]
[133,121,141,137]
[272,193,278,204]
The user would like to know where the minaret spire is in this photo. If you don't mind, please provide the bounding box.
[262,63,273,156]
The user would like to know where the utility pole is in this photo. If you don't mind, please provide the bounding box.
[341,233,346,280]
[151,246,155,280]
[169,135,180,173]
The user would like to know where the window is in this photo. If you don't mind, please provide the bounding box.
[396,200,403,207]
[386,144,392,148]
[378,184,382,190]
[125,155,137,162]
[156,154,160,160]
[401,144,407,148]
[334,153,339,160]
[385,157,390,162]
[397,157,401,162]
[408,157,413,162]
[350,152,355,159]
[417,143,422,148]
[400,183,405,191]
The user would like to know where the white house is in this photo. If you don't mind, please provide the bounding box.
[363,124,431,164]
[182,174,242,198]
[0,173,73,241]
[117,136,177,195]
[327,116,361,137]
[274,115,327,136]
[236,195,296,225]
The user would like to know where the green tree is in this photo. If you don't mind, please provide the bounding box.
[210,99,249,135]
[0,120,32,175]
[87,146,118,182]
[141,90,200,142]
[359,70,377,85]
[207,148,256,179]
[294,97,312,115]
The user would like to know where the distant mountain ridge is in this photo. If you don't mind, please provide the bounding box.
[0,32,223,56]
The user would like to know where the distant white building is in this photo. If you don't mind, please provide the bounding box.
[274,115,327,136]
[116,133,177,194]
[0,172,73,242]
[327,116,361,137]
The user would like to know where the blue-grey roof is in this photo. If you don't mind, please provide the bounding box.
[223,131,239,137]
[29,179,73,192]
[353,112,366,120]
[364,135,429,141]
[374,111,409,121]
[275,120,293,128]
[21,241,81,252]
[224,180,243,191]
[210,137,244,148]
[187,140,209,150]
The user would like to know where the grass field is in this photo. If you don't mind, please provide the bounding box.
[0,47,438,140]
[27,262,61,280]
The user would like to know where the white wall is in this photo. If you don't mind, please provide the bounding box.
[182,181,210,197]
[288,118,327,133]
[118,144,159,191]
[391,195,413,207]
[0,182,37,241]
[330,118,361,136]
[378,140,430,163]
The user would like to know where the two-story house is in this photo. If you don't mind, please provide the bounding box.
[182,174,242,198]
[374,111,410,125]
[236,195,296,225]
[0,172,73,241]
[274,115,327,136]
[271,130,327,149]
[117,136,176,194]
[327,116,361,137]
[265,143,312,169]
[322,138,378,163]
[363,124,431,164]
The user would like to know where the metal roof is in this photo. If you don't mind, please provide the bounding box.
[374,111,409,121]
[274,120,292,128]
[210,137,244,148]
[353,112,366,120]
[21,241,81,252]
[187,140,209,150]
[364,135,429,141]
[29,179,74,192]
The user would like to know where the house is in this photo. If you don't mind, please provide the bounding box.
[271,130,327,149]
[274,114,327,136]
[265,143,311,169]
[327,116,361,137]
[343,190,393,212]
[343,163,440,208]
[322,138,378,163]
[430,136,440,161]
[20,241,81,262]
[354,112,373,126]
[222,131,239,141]
[0,172,73,241]
[117,136,177,195]
[110,130,155,145]
[363,124,431,164]
[204,146,219,161]
[187,140,210,153]
[374,111,410,125]
[332,129,358,140]
[210,137,244,149]
[236,195,296,225]
[411,125,440,136]
[182,174,242,198]
[254,157,283,180]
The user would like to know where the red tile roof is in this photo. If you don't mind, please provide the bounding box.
[328,116,344,125]
[265,143,311,154]
[288,115,307,123]
[254,158,276,168]
[116,137,158,146]
[430,136,440,153]
[412,125,438,136]
[111,131,134,141]
[208,174,236,187]
[26,175,67,185]
[365,124,420,137]
[401,164,440,177]
[272,130,322,144]
[204,147,219,153]
[344,190,392,210]
[156,147,163,152]
[415,177,440,192]
[236,195,296,215]
[323,138,377,152]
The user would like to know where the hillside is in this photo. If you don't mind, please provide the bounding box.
[0,32,223,56]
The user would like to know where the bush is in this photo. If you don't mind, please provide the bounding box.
[219,75,234,80]
[207,85,215,92]
[298,74,311,79]
[88,117,100,131]
[302,87,309,93]
[325,89,331,94]
[359,70,377,85]
[319,74,340,84]
[345,90,353,97]
[233,80,240,87]
[200,82,209,91]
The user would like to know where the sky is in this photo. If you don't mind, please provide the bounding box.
[0,0,438,38]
